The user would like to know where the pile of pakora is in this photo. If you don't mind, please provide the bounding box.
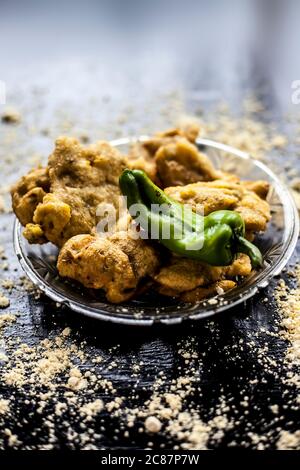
[11,123,271,304]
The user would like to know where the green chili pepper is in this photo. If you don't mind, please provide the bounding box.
[119,169,263,268]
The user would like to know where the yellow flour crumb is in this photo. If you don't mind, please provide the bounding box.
[0,313,15,328]
[0,399,10,415]
[80,399,103,419]
[276,430,300,450]
[144,416,162,433]
[0,295,10,309]
[1,107,21,124]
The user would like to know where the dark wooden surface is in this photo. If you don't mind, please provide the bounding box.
[0,0,299,450]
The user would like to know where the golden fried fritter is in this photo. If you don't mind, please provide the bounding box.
[155,139,221,187]
[235,192,270,232]
[11,167,50,226]
[57,232,160,303]
[154,254,251,297]
[32,193,71,245]
[242,180,270,199]
[165,179,271,233]
[126,121,206,184]
[166,182,240,214]
[180,280,236,303]
[23,223,47,244]
[143,121,201,154]
[225,254,252,278]
[127,142,157,182]
[12,137,127,247]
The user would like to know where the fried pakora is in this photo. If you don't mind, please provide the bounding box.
[11,167,50,226]
[165,179,270,234]
[155,139,221,187]
[154,254,251,297]
[57,232,160,303]
[127,121,222,186]
[12,137,127,247]
[180,280,236,303]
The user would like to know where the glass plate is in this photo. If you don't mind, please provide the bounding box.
[13,138,299,325]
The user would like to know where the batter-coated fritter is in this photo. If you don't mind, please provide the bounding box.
[142,121,201,155]
[12,137,127,247]
[180,280,236,302]
[155,139,221,187]
[127,121,220,186]
[165,179,270,233]
[57,232,160,303]
[154,254,251,297]
[127,142,158,183]
[11,167,50,226]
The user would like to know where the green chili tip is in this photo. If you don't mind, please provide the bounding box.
[237,236,264,268]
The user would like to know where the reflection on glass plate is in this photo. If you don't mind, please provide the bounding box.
[13,138,299,325]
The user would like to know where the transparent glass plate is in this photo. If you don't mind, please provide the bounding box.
[13,138,299,325]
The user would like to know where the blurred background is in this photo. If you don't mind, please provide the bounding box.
[1,0,300,113]
[0,0,300,190]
